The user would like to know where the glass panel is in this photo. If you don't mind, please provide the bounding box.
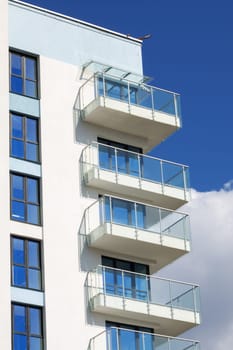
[104,268,115,295]
[13,266,26,287]
[162,163,184,188]
[117,150,139,177]
[14,334,27,350]
[26,143,38,162]
[26,118,38,142]
[27,204,39,224]
[136,204,145,229]
[12,114,23,138]
[154,89,175,115]
[27,178,38,203]
[28,269,41,290]
[123,272,134,298]
[136,85,152,108]
[14,305,26,332]
[99,144,116,171]
[143,333,154,350]
[111,198,135,226]
[11,53,22,75]
[12,139,24,159]
[12,175,24,200]
[30,337,42,350]
[11,76,23,94]
[25,80,37,98]
[119,329,136,350]
[141,156,161,182]
[12,201,25,221]
[13,238,25,264]
[28,241,40,267]
[108,328,117,350]
[135,275,148,300]
[26,57,36,80]
[103,197,111,222]
[30,308,41,335]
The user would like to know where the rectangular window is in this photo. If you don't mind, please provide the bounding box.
[10,50,38,98]
[10,112,40,163]
[12,303,44,350]
[11,237,42,290]
[102,256,149,301]
[10,173,41,225]
[106,321,153,350]
[97,138,142,176]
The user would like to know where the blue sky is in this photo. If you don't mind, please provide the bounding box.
[21,0,233,191]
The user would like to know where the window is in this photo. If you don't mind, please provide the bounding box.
[98,138,142,176]
[12,303,43,350]
[10,112,39,163]
[98,76,138,104]
[11,237,42,290]
[10,50,38,98]
[11,173,41,225]
[106,321,153,350]
[103,196,145,229]
[102,256,149,301]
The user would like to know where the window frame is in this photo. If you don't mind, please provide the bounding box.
[10,172,41,226]
[9,48,40,99]
[10,111,40,163]
[12,303,44,350]
[11,236,43,291]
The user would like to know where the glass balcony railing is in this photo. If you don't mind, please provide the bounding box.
[81,142,190,191]
[77,72,182,121]
[88,327,200,350]
[87,266,200,314]
[83,196,190,242]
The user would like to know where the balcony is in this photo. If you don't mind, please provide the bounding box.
[81,142,190,209]
[87,266,200,336]
[82,196,191,272]
[76,72,182,151]
[88,327,200,350]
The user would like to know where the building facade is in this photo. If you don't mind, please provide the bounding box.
[0,1,200,349]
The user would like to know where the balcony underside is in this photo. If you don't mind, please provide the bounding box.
[84,168,190,210]
[90,293,200,337]
[88,223,190,272]
[81,96,180,152]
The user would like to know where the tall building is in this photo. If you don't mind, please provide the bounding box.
[0,1,201,349]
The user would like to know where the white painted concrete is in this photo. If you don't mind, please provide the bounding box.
[0,1,11,349]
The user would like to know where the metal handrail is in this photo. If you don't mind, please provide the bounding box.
[82,141,189,169]
[88,327,200,350]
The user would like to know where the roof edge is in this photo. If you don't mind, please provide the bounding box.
[9,0,143,44]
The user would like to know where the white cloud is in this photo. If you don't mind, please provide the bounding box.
[159,188,233,350]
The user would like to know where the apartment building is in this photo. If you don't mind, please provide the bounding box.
[0,0,200,349]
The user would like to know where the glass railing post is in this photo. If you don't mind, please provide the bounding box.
[151,86,154,118]
[100,197,104,225]
[122,270,125,301]
[102,266,106,295]
[115,148,118,180]
[138,153,142,184]
[169,280,173,315]
[183,166,187,198]
[109,196,113,224]
[168,337,171,350]
[127,81,131,107]
[103,73,106,98]
[94,74,98,99]
[142,332,146,350]
[116,328,120,350]
[134,202,138,230]
[160,160,164,190]
[159,207,162,240]
[174,93,179,124]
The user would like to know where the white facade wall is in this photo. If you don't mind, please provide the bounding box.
[2,1,199,349]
